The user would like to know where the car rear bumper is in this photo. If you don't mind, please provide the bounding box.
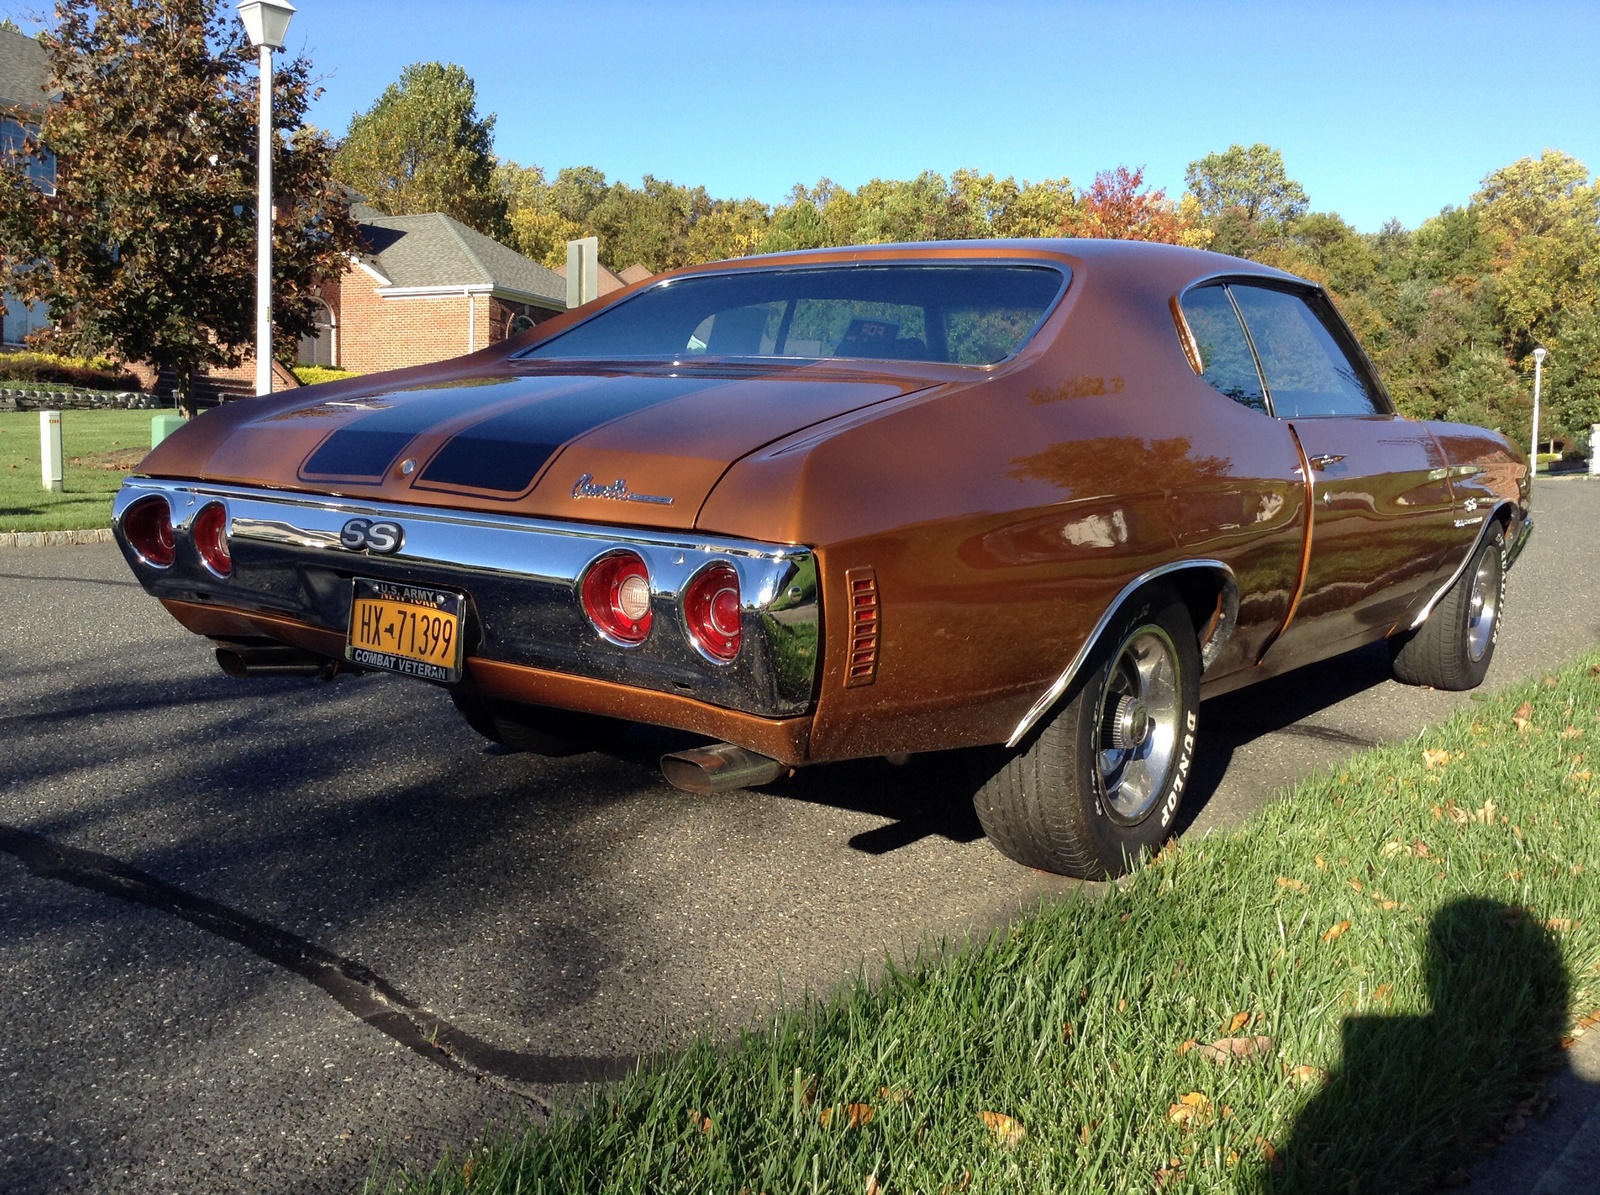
[112,479,820,720]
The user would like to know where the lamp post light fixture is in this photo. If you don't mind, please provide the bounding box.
[1531,346,1547,477]
[237,0,296,396]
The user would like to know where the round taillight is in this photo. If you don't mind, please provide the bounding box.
[193,501,232,577]
[580,551,653,645]
[684,561,742,662]
[123,496,175,568]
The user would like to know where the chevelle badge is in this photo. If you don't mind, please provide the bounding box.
[571,473,675,506]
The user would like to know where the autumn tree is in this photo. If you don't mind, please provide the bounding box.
[1070,165,1209,246]
[1185,143,1309,224]
[0,0,358,416]
[335,61,507,238]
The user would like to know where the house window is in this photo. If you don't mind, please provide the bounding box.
[296,298,336,367]
[0,117,57,195]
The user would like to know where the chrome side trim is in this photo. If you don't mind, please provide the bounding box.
[1005,559,1236,749]
[1409,501,1518,630]
[112,479,819,717]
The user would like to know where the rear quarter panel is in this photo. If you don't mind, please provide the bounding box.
[698,252,1310,761]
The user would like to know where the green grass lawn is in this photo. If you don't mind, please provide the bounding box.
[0,409,159,532]
[380,655,1600,1195]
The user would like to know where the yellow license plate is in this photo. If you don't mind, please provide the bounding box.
[345,578,465,683]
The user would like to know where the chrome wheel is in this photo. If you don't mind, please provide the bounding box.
[1465,549,1501,663]
[1096,625,1181,824]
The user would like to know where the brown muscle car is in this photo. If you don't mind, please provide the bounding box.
[111,239,1531,878]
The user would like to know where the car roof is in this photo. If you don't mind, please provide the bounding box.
[664,237,1308,291]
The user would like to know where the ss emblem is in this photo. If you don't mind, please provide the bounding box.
[339,517,404,555]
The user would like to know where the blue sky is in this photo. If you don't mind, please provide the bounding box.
[6,1,1598,232]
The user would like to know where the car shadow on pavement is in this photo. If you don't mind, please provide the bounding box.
[1178,640,1396,832]
[1253,895,1587,1193]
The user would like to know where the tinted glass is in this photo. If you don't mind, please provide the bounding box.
[1180,285,1267,414]
[520,265,1067,365]
[1228,285,1381,417]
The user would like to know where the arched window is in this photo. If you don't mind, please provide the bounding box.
[296,298,337,367]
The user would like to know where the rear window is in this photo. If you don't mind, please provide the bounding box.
[517,264,1069,366]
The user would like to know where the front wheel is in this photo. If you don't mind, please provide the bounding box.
[1390,523,1505,691]
[973,588,1200,878]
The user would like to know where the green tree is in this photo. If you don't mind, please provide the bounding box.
[1185,142,1309,223]
[0,0,357,417]
[335,61,506,238]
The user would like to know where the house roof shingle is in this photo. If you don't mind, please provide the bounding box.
[0,27,55,111]
[350,201,566,309]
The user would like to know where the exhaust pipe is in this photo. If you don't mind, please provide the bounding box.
[661,743,787,795]
[215,644,339,679]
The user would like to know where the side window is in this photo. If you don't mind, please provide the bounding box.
[1179,284,1267,414]
[1228,286,1381,417]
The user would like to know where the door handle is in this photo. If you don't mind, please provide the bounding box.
[1308,453,1345,471]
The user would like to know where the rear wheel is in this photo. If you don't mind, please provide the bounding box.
[973,588,1200,878]
[1391,524,1505,691]
[450,692,627,757]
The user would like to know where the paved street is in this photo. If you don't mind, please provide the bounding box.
[2,478,1598,1194]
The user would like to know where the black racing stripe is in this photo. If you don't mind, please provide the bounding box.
[418,378,705,493]
[300,390,486,482]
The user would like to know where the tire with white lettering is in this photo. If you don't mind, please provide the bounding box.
[450,692,627,757]
[1390,523,1504,691]
[973,588,1200,878]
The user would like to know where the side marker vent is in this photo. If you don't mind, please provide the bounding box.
[844,566,880,688]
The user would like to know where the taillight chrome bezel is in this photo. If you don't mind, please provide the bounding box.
[122,494,176,568]
[192,501,232,578]
[682,559,743,663]
[578,550,654,646]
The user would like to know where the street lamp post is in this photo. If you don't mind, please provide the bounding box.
[1531,346,1547,477]
[237,1,296,397]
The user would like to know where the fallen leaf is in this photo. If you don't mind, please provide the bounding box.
[1502,907,1526,927]
[1277,876,1309,892]
[1543,675,1559,688]
[1472,799,1497,824]
[1257,1137,1285,1174]
[1315,855,1328,870]
[1167,1091,1213,1128]
[1376,899,1400,910]
[1546,918,1579,933]
[1348,878,1364,892]
[1514,701,1534,732]
[1193,1035,1276,1065]
[1380,841,1406,858]
[1154,1164,1185,1189]
[1375,983,1394,1001]
[1561,725,1584,739]
[866,1175,882,1195]
[796,1072,818,1108]
[1570,770,1593,782]
[1061,1021,1074,1040]
[1506,869,1524,881]
[1287,1064,1328,1087]
[1227,1150,1241,1166]
[1322,920,1352,943]
[462,1157,478,1187]
[878,1086,911,1105]
[1176,1038,1197,1055]
[1423,748,1452,768]
[978,1110,1027,1148]
[1118,998,1127,1011]
[1228,1011,1251,1033]
[1079,1118,1099,1145]
[1411,839,1433,858]
[688,1109,714,1135]
[817,1107,831,1127]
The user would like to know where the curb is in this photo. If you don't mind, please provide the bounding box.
[0,528,115,548]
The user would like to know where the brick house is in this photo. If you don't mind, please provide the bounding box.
[303,201,569,373]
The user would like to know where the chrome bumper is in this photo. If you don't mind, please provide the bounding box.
[112,479,819,717]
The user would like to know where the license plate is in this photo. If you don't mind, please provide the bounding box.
[345,578,465,683]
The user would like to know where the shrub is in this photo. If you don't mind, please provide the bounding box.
[0,351,140,391]
[292,366,361,387]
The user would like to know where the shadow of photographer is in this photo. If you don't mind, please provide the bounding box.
[1261,896,1577,1193]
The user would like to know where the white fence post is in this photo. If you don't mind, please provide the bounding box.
[40,409,63,493]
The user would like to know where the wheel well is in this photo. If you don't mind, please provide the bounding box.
[1145,566,1238,670]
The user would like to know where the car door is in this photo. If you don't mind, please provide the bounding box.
[1227,283,1457,662]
